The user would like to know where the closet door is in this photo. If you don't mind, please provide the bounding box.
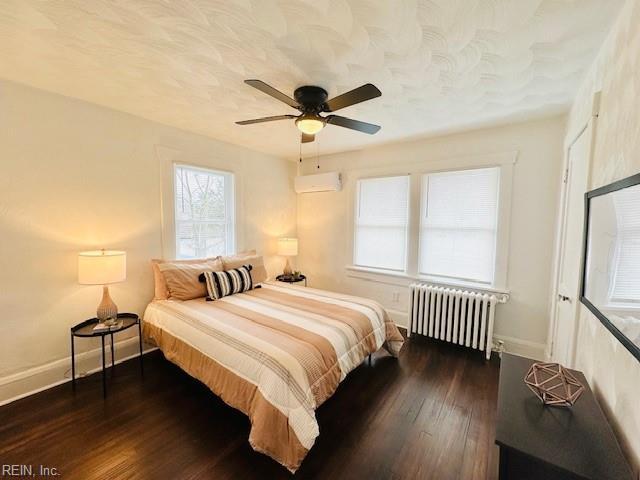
[551,125,592,366]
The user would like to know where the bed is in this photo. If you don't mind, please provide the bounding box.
[143,280,404,472]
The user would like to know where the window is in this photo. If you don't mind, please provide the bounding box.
[609,186,640,304]
[354,175,409,271]
[419,167,500,285]
[174,165,235,259]
[348,153,514,290]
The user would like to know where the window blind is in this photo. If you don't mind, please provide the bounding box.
[354,175,409,271]
[610,186,640,303]
[174,165,234,259]
[419,167,500,284]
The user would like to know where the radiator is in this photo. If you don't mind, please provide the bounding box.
[408,283,504,360]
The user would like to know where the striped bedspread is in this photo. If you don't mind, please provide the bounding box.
[142,281,404,472]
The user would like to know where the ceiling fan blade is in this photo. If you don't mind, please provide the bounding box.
[236,115,296,125]
[326,115,381,134]
[323,84,381,112]
[301,133,315,143]
[244,79,299,109]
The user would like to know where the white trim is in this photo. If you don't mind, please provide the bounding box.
[493,334,546,361]
[173,163,236,258]
[417,166,503,287]
[601,303,640,313]
[547,102,597,363]
[353,174,410,272]
[156,144,245,259]
[345,264,408,279]
[385,307,409,328]
[345,150,517,293]
[0,337,156,407]
[0,336,144,386]
[345,265,510,296]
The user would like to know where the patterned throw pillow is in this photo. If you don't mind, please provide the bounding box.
[200,265,254,301]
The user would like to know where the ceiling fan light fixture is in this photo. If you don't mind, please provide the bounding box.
[238,80,382,143]
[296,115,324,135]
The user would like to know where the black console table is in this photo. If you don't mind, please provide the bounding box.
[495,354,633,480]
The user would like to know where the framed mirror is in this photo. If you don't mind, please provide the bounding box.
[581,173,640,362]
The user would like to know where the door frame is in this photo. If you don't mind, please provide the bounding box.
[546,98,599,364]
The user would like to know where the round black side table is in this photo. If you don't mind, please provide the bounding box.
[70,313,143,397]
[275,274,307,287]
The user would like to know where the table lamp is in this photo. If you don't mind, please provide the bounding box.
[277,238,298,276]
[78,250,126,324]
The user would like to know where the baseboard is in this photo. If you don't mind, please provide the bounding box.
[493,334,547,360]
[389,308,547,359]
[0,337,157,407]
[0,318,545,407]
[386,308,408,328]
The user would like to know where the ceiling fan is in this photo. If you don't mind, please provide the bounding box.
[236,80,382,143]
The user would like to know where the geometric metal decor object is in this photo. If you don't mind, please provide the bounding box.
[524,362,585,407]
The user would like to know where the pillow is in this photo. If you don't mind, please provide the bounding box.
[219,250,256,269]
[151,257,217,300]
[151,257,221,300]
[201,265,254,301]
[156,258,223,301]
[221,252,267,284]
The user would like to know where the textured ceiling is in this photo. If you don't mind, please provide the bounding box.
[0,0,624,159]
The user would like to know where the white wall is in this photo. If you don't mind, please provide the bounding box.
[0,80,296,404]
[564,0,640,473]
[297,116,565,358]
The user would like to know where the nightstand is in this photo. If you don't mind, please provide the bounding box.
[275,274,307,287]
[70,312,143,397]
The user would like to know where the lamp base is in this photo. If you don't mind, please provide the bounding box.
[97,285,118,322]
[283,257,293,276]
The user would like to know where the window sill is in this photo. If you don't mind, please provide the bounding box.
[601,303,640,313]
[345,265,510,297]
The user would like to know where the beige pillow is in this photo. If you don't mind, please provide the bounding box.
[152,257,222,300]
[221,252,267,285]
[222,249,256,259]
[219,250,255,268]
[151,258,208,300]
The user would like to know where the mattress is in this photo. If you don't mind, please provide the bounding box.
[142,281,404,472]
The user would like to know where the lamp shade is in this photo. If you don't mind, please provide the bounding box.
[277,238,298,257]
[78,250,126,285]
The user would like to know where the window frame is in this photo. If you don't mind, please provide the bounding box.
[346,151,516,292]
[608,238,640,307]
[353,174,411,272]
[605,198,640,307]
[173,163,236,259]
[157,145,243,260]
[417,166,501,287]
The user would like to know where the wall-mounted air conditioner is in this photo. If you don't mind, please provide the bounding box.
[294,172,342,193]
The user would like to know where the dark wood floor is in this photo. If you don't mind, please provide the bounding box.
[0,337,500,480]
